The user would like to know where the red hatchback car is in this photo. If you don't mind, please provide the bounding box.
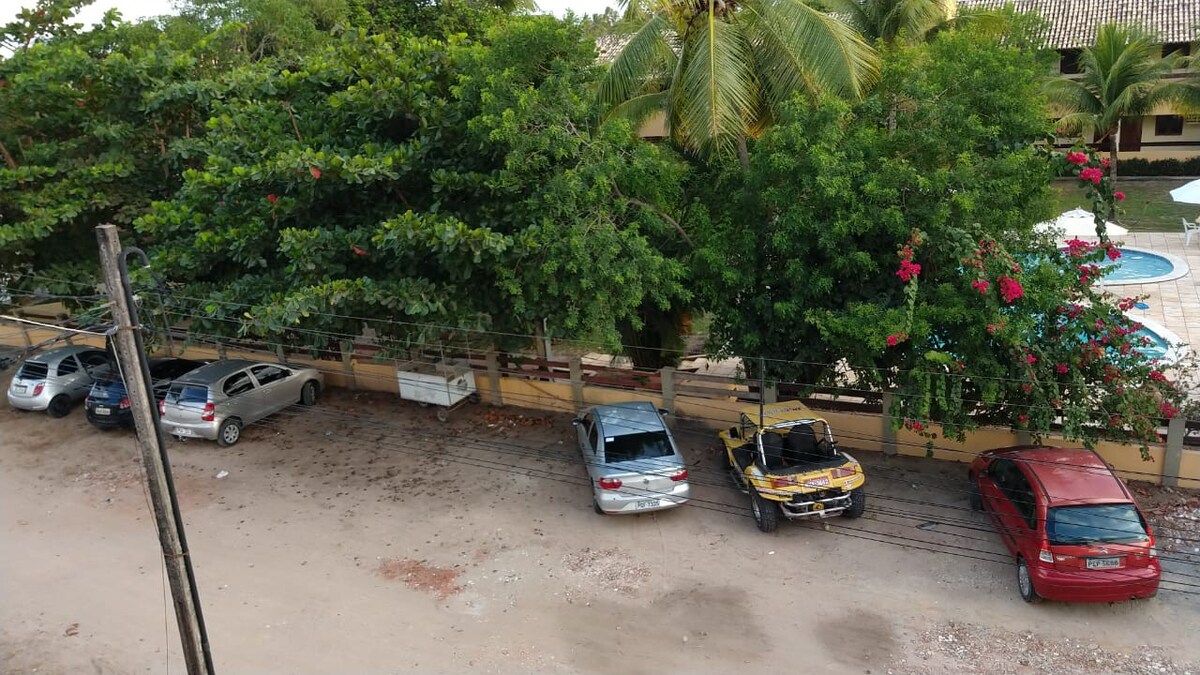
[968,446,1160,603]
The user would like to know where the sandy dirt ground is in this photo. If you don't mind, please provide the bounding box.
[3,383,1199,675]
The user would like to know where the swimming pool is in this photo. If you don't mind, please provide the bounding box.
[1128,317,1184,364]
[1075,246,1190,285]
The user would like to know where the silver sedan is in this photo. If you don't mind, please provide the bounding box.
[7,346,113,417]
[572,401,690,515]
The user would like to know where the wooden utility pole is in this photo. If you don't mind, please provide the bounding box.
[96,224,215,675]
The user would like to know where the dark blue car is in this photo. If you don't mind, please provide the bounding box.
[85,358,206,429]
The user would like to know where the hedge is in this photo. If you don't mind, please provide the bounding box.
[1116,156,1200,177]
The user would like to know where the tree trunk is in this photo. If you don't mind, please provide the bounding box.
[887,97,897,136]
[737,134,749,169]
[1108,125,1119,223]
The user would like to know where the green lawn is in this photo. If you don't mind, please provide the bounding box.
[1050,178,1198,233]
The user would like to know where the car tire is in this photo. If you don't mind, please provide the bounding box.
[750,488,779,533]
[843,487,866,518]
[217,418,242,447]
[968,474,983,512]
[593,497,605,516]
[47,395,71,418]
[300,380,320,406]
[1017,557,1041,604]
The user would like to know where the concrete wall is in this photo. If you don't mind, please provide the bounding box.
[4,324,1196,488]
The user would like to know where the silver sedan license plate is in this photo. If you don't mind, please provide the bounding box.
[636,499,660,509]
[14,384,26,393]
[1086,557,1122,569]
[174,426,195,437]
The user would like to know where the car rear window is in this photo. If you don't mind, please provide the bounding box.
[17,361,49,380]
[604,431,674,463]
[166,384,209,406]
[1047,503,1148,545]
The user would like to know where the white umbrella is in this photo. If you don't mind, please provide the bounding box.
[1035,207,1128,237]
[1169,179,1200,205]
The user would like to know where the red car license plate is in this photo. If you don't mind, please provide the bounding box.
[1086,557,1122,569]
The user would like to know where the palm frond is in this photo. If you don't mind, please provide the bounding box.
[742,0,878,103]
[598,14,675,110]
[676,9,757,157]
[604,91,670,131]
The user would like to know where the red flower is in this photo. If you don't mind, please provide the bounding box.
[352,245,367,256]
[998,276,1023,304]
[1056,364,1068,374]
[1100,157,1111,168]
[1021,384,1032,393]
[886,334,900,347]
[971,279,990,295]
[1118,297,1136,311]
[1149,370,1167,383]
[1079,167,1103,184]
[1025,354,1037,364]
[911,421,925,432]
[1065,152,1088,165]
[1114,191,1125,201]
[309,165,322,180]
[1159,402,1179,419]
[898,245,914,261]
[1104,244,1121,261]
[267,194,278,204]
[896,259,922,282]
[1017,414,1029,424]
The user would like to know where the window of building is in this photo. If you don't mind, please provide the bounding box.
[1156,115,1184,136]
[1163,42,1190,58]
[1059,49,1081,74]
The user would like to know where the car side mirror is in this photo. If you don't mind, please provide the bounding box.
[658,408,670,416]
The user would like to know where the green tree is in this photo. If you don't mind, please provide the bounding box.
[1045,23,1185,184]
[137,18,690,352]
[684,24,1185,451]
[597,0,877,162]
[824,0,955,45]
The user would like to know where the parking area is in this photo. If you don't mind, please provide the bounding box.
[3,384,1199,675]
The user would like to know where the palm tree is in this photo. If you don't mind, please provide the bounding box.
[1045,23,1186,184]
[824,0,956,46]
[598,0,877,164]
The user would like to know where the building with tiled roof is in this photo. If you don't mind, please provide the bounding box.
[959,0,1200,49]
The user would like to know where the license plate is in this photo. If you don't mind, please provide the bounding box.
[804,476,831,488]
[95,407,111,416]
[635,499,660,509]
[13,384,26,393]
[173,427,195,437]
[1086,557,1122,569]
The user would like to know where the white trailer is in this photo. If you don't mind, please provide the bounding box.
[395,358,479,421]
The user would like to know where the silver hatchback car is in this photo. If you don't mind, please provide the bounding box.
[573,401,690,515]
[7,346,113,417]
[160,359,323,447]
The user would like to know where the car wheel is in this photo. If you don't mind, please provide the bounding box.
[300,381,320,406]
[593,497,605,515]
[750,488,778,533]
[469,392,482,404]
[843,487,866,518]
[968,474,983,512]
[47,395,72,418]
[217,418,242,447]
[1017,557,1041,603]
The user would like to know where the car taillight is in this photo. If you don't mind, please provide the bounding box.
[201,402,215,422]
[831,467,856,478]
[769,476,793,488]
[159,400,166,416]
[119,397,131,410]
[32,383,45,396]
[670,469,688,482]
[597,477,622,490]
[1038,548,1054,564]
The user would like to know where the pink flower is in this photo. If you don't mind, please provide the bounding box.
[1105,244,1121,261]
[1021,384,1032,393]
[1017,414,1029,424]
[1114,191,1125,201]
[998,276,1023,304]
[1056,364,1068,374]
[309,165,322,179]
[1079,167,1103,184]
[1025,354,1037,364]
[1149,370,1167,383]
[267,193,278,204]
[1100,157,1111,168]
[971,279,990,295]
[898,245,914,261]
[352,245,367,256]
[1065,152,1088,165]
[896,259,922,282]
[886,334,900,347]
[1064,239,1094,258]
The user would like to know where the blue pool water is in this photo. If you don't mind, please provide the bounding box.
[1132,327,1171,361]
[1094,249,1176,281]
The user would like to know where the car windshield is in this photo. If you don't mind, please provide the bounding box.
[166,384,208,406]
[604,431,674,464]
[17,361,49,380]
[1047,503,1148,545]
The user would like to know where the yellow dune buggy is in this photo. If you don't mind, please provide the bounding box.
[718,402,866,533]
